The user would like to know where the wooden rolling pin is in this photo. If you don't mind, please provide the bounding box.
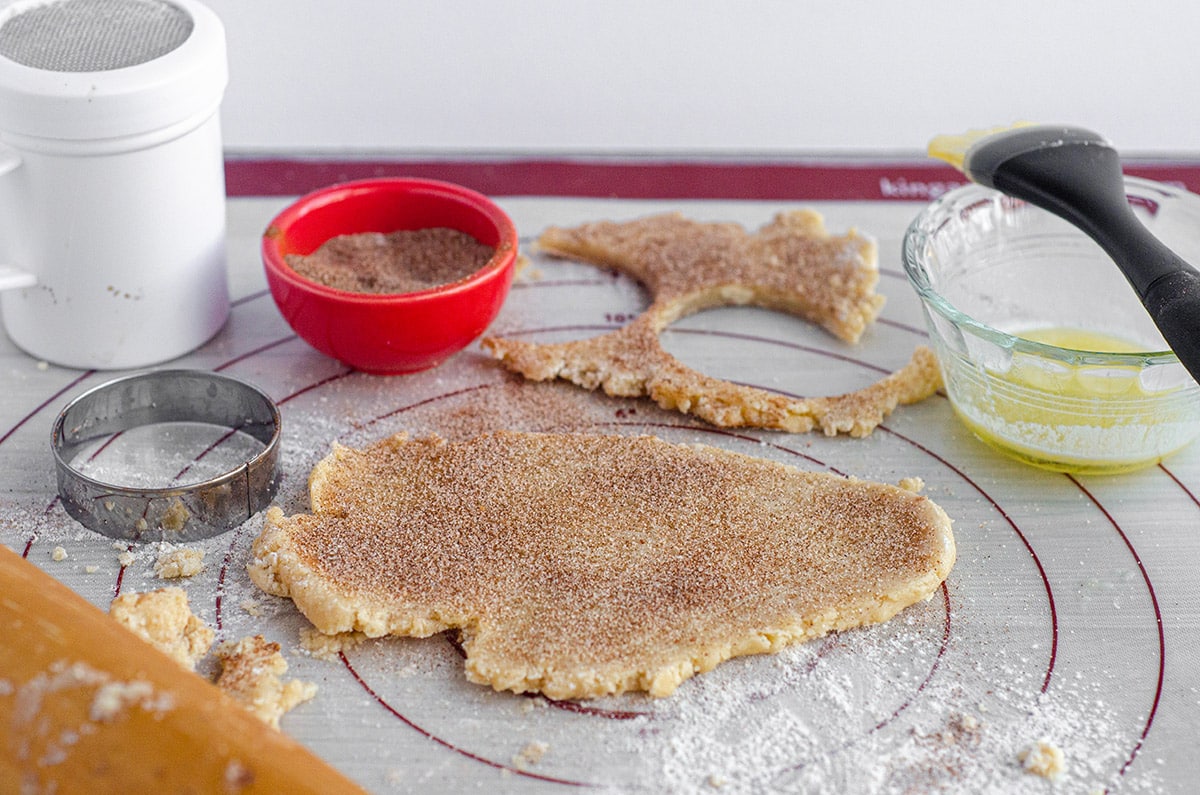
[0,544,366,793]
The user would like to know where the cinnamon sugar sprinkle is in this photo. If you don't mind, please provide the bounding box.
[286,228,494,294]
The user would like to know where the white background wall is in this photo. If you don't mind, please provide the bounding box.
[200,0,1200,158]
[31,1,1200,157]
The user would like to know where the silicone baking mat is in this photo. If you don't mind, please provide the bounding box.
[3,165,1198,794]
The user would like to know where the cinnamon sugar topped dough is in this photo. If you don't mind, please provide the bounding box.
[482,210,941,437]
[248,431,955,700]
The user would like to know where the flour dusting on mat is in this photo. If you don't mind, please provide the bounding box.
[635,613,1158,794]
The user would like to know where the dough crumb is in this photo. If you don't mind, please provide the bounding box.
[298,626,367,662]
[520,696,548,714]
[153,545,205,579]
[108,588,215,670]
[1019,739,1066,779]
[898,476,925,493]
[512,740,549,769]
[84,565,99,574]
[240,599,262,617]
[50,546,68,561]
[160,500,192,531]
[116,550,136,568]
[215,635,316,729]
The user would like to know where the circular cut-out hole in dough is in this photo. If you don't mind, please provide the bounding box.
[661,305,892,400]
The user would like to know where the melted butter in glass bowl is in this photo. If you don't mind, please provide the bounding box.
[903,179,1200,475]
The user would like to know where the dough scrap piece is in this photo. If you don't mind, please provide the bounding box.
[248,431,955,700]
[107,588,312,729]
[153,545,205,579]
[215,636,317,729]
[108,588,215,671]
[482,211,941,437]
[1019,739,1066,779]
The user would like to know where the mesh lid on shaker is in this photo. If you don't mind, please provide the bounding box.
[0,0,226,144]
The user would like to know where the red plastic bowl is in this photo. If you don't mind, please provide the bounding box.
[262,178,518,374]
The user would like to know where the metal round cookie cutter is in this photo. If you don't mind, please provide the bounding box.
[51,370,281,542]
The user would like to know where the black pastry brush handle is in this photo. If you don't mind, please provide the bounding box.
[974,127,1200,384]
[1143,270,1200,383]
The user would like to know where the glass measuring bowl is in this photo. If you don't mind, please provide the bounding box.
[902,178,1200,474]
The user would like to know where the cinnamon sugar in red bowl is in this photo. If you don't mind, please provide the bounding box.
[262,178,518,374]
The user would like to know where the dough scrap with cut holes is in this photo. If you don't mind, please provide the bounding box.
[248,431,955,700]
[482,210,941,437]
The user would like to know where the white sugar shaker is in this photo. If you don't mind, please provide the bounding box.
[0,0,229,369]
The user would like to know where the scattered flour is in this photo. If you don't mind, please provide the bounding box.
[89,679,174,723]
[8,660,174,774]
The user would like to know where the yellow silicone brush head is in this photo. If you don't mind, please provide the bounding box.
[927,122,1035,172]
[925,123,1200,389]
